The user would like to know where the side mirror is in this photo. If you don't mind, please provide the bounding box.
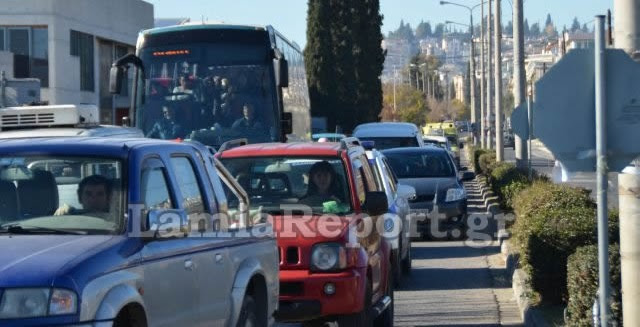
[460,171,476,181]
[275,57,289,88]
[281,112,293,135]
[146,209,189,238]
[460,166,469,171]
[109,65,125,94]
[363,191,388,217]
[459,142,464,149]
[396,184,416,201]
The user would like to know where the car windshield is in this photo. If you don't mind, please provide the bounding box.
[137,44,278,147]
[220,157,352,214]
[356,137,418,150]
[384,151,455,178]
[0,156,124,234]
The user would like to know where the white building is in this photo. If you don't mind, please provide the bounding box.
[382,38,413,83]
[0,0,154,123]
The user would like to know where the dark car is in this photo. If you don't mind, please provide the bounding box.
[382,147,474,240]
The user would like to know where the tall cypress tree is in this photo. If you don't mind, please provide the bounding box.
[304,0,336,129]
[353,0,385,125]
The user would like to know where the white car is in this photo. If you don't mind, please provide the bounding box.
[362,141,416,284]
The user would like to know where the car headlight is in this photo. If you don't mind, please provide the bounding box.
[311,243,347,272]
[445,188,466,202]
[0,288,77,319]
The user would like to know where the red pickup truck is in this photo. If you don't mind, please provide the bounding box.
[218,138,394,326]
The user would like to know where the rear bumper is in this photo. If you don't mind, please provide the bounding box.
[275,268,366,322]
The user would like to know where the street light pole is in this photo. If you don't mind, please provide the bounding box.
[494,0,503,161]
[481,1,486,148]
[486,0,493,150]
[513,0,528,168]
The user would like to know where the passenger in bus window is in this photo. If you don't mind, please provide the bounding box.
[172,74,195,100]
[232,103,263,131]
[146,105,184,139]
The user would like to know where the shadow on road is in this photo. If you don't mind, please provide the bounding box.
[410,243,500,260]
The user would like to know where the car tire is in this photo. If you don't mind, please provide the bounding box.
[401,242,412,275]
[336,278,372,327]
[374,267,395,327]
[393,249,402,287]
[236,294,259,327]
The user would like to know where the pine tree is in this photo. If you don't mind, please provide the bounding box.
[524,19,530,36]
[505,20,513,35]
[304,0,337,128]
[425,22,432,37]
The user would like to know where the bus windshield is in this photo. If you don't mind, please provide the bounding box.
[136,43,278,147]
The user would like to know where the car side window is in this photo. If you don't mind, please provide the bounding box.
[358,155,378,192]
[141,158,173,210]
[351,158,367,205]
[381,159,398,194]
[170,156,205,217]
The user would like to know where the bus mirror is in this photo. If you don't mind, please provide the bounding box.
[275,58,289,88]
[281,112,293,135]
[109,66,125,94]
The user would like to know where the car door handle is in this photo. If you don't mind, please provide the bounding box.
[184,259,194,271]
[215,253,223,264]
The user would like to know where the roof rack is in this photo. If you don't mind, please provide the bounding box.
[340,137,361,150]
[217,138,248,153]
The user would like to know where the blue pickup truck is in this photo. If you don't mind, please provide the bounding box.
[0,137,278,326]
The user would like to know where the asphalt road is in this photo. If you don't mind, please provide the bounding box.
[503,141,620,209]
[393,174,522,327]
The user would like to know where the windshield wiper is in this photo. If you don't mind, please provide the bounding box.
[0,223,88,235]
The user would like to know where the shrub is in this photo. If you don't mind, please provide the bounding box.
[566,244,621,326]
[489,162,529,209]
[511,181,599,304]
[478,152,497,175]
[471,148,488,173]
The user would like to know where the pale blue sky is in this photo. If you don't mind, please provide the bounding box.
[146,0,614,47]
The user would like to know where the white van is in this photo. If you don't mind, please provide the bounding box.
[353,122,424,150]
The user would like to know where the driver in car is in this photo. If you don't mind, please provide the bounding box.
[55,175,112,219]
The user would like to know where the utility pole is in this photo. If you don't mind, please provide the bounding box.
[614,1,640,326]
[494,0,503,161]
[470,14,478,146]
[480,0,486,148]
[393,65,397,117]
[513,0,527,169]
[486,0,493,150]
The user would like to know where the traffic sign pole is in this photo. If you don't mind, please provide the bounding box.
[595,15,611,327]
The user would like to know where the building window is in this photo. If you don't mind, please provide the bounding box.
[70,30,94,92]
[0,27,49,87]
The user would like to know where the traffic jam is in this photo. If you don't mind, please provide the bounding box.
[0,23,472,327]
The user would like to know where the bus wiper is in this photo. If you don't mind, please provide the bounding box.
[0,223,88,235]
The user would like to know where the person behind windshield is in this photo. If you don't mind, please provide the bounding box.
[300,161,342,207]
[232,103,264,131]
[55,175,112,217]
[146,105,183,140]
[172,74,195,100]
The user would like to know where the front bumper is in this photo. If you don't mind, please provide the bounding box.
[275,268,366,322]
[410,199,467,236]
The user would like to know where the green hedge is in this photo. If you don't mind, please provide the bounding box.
[566,244,622,326]
[511,181,599,304]
[471,148,488,173]
[489,162,529,210]
[477,152,497,175]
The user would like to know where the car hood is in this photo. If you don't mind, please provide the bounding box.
[0,235,117,287]
[397,177,460,196]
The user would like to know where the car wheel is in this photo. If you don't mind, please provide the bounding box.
[336,278,372,327]
[393,249,402,287]
[402,242,412,275]
[236,295,259,327]
[375,266,395,327]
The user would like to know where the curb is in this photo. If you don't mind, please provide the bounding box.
[500,239,551,327]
